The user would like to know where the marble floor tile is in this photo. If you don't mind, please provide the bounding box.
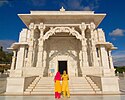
[0,95,124,100]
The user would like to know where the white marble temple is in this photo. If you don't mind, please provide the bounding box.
[6,7,119,94]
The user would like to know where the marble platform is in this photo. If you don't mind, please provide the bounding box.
[0,95,124,100]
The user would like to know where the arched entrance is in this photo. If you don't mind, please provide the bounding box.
[42,27,82,77]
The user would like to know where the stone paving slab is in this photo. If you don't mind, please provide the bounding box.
[0,95,124,100]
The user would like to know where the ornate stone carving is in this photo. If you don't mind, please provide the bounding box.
[60,6,65,12]
[39,23,45,29]
[36,23,45,67]
[29,23,34,29]
[79,22,86,31]
[97,28,106,42]
[90,22,96,30]
[43,27,82,40]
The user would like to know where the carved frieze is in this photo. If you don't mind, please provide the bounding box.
[43,27,82,40]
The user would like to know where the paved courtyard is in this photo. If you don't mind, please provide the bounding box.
[0,95,125,100]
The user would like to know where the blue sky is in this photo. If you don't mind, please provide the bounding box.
[0,0,125,66]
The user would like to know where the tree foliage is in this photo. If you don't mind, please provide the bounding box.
[0,46,13,64]
[114,66,125,73]
[0,46,12,73]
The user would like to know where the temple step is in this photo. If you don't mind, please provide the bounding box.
[24,76,101,94]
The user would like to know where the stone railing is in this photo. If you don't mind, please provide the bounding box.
[87,75,102,90]
[24,76,38,91]
[87,75,120,93]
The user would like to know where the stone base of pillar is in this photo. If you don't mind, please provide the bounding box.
[6,77,25,94]
[39,74,44,77]
[87,75,120,94]
[6,76,37,94]
[9,69,23,77]
[36,62,43,68]
[82,67,102,76]
[82,74,87,77]
[102,68,115,76]
[101,76,120,94]
[39,68,44,77]
[22,67,43,77]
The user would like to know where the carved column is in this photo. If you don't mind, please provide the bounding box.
[15,45,25,70]
[108,50,114,69]
[26,23,34,67]
[80,23,89,67]
[100,46,112,76]
[11,50,17,70]
[100,46,109,68]
[36,23,45,67]
[90,22,99,67]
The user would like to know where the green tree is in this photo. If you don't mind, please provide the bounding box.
[5,52,13,64]
[0,65,4,73]
[115,66,125,73]
[0,46,6,63]
[0,46,13,64]
[0,46,3,51]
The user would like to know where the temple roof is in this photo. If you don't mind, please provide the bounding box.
[18,9,106,28]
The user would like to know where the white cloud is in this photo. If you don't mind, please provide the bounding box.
[66,0,84,10]
[112,51,125,66]
[109,28,125,36]
[0,40,16,51]
[0,0,9,7]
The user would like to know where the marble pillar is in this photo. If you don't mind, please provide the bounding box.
[36,23,45,68]
[12,45,25,77]
[108,50,114,69]
[90,22,99,67]
[100,46,111,76]
[10,50,17,70]
[100,46,109,69]
[80,23,89,67]
[15,46,25,70]
[108,50,115,76]
[26,23,34,67]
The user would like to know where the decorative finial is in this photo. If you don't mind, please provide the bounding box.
[60,6,65,12]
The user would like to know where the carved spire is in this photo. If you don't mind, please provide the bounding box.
[60,6,65,12]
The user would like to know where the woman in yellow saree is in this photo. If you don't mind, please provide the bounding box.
[62,70,70,98]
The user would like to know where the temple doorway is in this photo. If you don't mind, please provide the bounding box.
[58,61,67,75]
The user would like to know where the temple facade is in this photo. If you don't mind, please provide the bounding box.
[6,8,120,94]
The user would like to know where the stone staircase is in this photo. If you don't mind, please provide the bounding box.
[24,76,101,94]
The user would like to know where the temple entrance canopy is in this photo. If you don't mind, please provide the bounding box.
[8,7,117,77]
[8,8,117,77]
[43,31,82,77]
